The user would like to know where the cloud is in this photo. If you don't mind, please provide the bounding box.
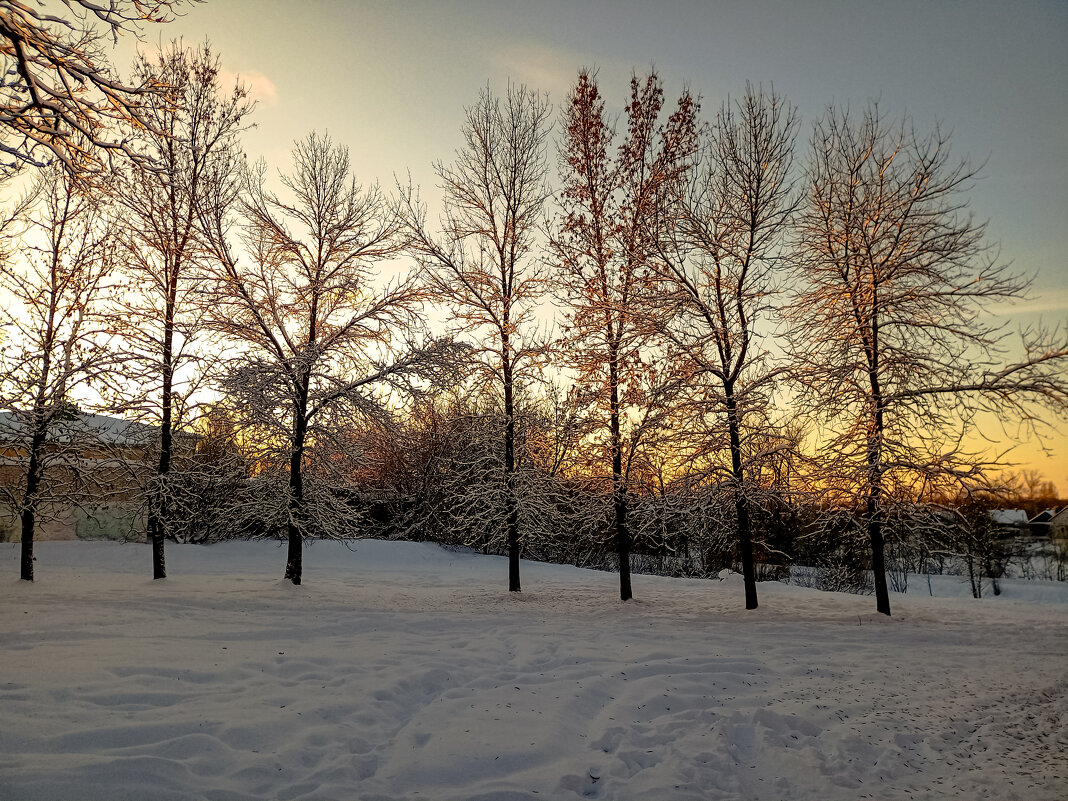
[220,69,278,106]
[487,43,676,110]
[488,43,580,98]
[987,287,1068,318]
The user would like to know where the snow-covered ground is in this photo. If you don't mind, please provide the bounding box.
[1,540,1065,800]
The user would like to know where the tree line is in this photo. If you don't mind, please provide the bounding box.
[2,16,1066,616]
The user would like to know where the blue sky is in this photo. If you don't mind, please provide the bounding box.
[137,1,1066,294]
[113,0,1068,484]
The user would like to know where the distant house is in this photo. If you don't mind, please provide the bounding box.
[1028,509,1057,539]
[1049,507,1068,544]
[0,410,197,542]
[989,508,1029,538]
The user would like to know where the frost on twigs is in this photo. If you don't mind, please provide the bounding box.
[0,1,184,176]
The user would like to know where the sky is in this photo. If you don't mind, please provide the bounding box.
[102,0,1068,490]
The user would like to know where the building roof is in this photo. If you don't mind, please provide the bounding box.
[989,509,1028,526]
[1029,509,1056,525]
[0,410,168,448]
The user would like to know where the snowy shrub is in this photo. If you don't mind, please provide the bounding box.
[790,561,873,594]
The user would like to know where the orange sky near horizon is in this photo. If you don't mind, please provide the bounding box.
[4,0,1066,492]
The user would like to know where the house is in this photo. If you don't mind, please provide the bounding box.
[989,508,1029,538]
[1049,507,1068,544]
[1028,508,1058,539]
[0,409,197,542]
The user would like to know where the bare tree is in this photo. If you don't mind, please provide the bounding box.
[110,41,251,579]
[399,83,552,592]
[0,164,117,579]
[1000,468,1061,514]
[201,131,445,585]
[789,104,1068,616]
[654,84,799,609]
[0,0,185,175]
[553,69,697,600]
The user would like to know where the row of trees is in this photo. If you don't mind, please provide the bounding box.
[2,27,1066,615]
[296,395,1068,595]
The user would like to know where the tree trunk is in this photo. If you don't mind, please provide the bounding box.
[614,485,631,601]
[867,335,891,616]
[148,290,177,580]
[149,394,171,580]
[19,501,36,582]
[503,344,520,592]
[284,383,310,585]
[19,433,46,582]
[284,514,303,585]
[19,407,52,582]
[725,384,758,609]
[609,354,632,601]
[867,481,890,614]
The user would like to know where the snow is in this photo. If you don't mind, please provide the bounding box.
[0,410,163,447]
[1,540,1065,800]
[990,509,1028,526]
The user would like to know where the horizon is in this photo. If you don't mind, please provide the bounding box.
[3,0,1066,488]
[130,0,1068,488]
